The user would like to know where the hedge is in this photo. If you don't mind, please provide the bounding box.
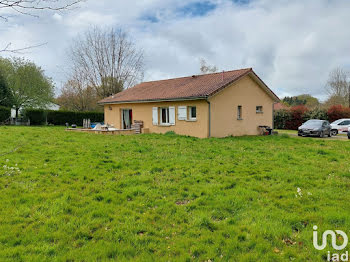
[23,109,104,126]
[0,106,10,122]
[327,105,350,122]
[24,109,47,125]
[46,110,104,126]
[274,109,291,129]
[285,105,309,130]
[274,105,350,130]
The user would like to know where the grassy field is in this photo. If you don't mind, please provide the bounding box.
[0,127,350,261]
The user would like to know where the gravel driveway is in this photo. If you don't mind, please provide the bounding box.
[277,130,349,140]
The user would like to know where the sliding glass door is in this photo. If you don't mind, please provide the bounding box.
[122,109,132,129]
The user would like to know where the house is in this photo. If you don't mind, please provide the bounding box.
[98,68,280,138]
[10,102,60,118]
[274,102,289,111]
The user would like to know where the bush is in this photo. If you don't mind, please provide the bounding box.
[303,108,328,122]
[327,105,350,123]
[24,109,47,125]
[46,110,104,126]
[274,109,291,129]
[0,106,10,122]
[274,105,350,130]
[285,105,309,130]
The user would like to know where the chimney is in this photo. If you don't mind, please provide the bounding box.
[222,70,225,81]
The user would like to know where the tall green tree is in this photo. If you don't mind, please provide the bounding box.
[0,57,54,117]
[0,71,13,107]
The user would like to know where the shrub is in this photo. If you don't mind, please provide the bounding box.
[24,109,47,125]
[327,105,350,123]
[285,105,309,130]
[0,106,10,122]
[303,108,328,122]
[46,110,104,126]
[165,131,176,136]
[274,109,291,129]
[274,105,350,130]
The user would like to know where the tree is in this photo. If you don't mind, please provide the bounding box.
[0,0,83,53]
[0,0,82,19]
[293,94,320,109]
[325,68,350,107]
[0,57,54,117]
[57,79,100,112]
[68,27,144,99]
[199,58,218,74]
[282,96,306,107]
[0,72,13,107]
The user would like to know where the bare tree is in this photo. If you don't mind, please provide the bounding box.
[56,66,100,111]
[0,0,82,21]
[68,27,144,99]
[325,68,350,107]
[199,58,218,74]
[0,0,83,53]
[57,81,99,112]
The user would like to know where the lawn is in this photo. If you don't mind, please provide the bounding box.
[0,126,350,261]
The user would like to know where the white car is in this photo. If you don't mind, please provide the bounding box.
[330,119,350,136]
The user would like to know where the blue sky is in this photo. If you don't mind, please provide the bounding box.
[178,1,217,17]
[1,0,350,101]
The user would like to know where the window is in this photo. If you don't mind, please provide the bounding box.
[160,107,170,124]
[189,106,197,120]
[237,106,242,120]
[256,106,263,113]
[153,107,175,126]
[339,120,350,126]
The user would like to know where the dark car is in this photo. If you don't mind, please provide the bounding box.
[348,128,350,139]
[298,119,331,138]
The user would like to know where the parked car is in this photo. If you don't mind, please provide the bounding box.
[348,127,350,139]
[330,119,350,136]
[298,119,331,137]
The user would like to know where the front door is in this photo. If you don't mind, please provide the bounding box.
[122,109,132,129]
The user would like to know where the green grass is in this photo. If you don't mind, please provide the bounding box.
[1,126,350,261]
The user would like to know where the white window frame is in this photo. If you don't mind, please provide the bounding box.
[160,107,170,125]
[256,106,263,114]
[188,106,197,121]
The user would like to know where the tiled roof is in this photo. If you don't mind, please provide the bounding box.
[274,102,289,110]
[99,68,279,104]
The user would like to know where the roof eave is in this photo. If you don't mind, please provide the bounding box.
[98,96,208,105]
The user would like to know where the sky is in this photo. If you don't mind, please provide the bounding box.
[1,0,350,101]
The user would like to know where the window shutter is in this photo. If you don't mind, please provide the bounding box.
[169,106,175,125]
[152,107,158,125]
[178,106,187,120]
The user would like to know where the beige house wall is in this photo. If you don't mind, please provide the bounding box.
[104,100,209,138]
[209,75,274,137]
[103,74,276,138]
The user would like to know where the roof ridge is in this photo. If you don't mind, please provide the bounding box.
[140,67,253,84]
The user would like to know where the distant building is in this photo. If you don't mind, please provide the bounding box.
[274,102,289,110]
[10,102,60,118]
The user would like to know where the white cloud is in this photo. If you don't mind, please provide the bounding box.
[0,0,350,101]
[52,13,63,22]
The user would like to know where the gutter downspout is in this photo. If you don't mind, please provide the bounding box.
[206,98,211,138]
[272,102,278,129]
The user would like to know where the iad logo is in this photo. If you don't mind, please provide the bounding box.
[313,225,349,261]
